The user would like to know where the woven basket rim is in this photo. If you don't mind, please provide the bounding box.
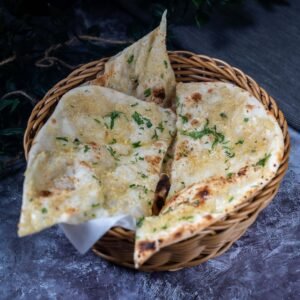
[23,51,290,271]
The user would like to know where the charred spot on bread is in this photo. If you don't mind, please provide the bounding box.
[191,119,200,126]
[205,214,213,221]
[39,190,52,197]
[191,92,202,102]
[246,104,255,110]
[238,166,248,177]
[145,155,162,173]
[80,161,91,168]
[91,75,107,86]
[174,231,182,238]
[194,185,210,201]
[153,174,171,215]
[138,241,156,252]
[153,87,166,100]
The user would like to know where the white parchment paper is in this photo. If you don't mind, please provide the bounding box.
[60,215,136,254]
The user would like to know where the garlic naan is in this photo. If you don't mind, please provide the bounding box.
[19,86,176,237]
[92,11,176,107]
[134,82,284,267]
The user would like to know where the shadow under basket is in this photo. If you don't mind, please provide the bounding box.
[24,51,290,272]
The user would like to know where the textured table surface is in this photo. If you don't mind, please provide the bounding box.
[1,1,300,299]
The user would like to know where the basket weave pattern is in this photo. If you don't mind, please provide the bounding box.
[24,51,290,271]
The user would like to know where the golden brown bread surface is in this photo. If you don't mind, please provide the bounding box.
[134,82,284,268]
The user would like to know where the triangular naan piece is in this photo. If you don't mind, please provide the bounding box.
[19,86,176,236]
[92,11,176,107]
[134,82,284,267]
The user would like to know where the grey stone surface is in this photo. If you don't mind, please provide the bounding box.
[0,128,299,299]
[171,1,300,131]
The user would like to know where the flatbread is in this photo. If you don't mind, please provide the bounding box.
[19,86,176,237]
[91,11,176,107]
[134,82,284,267]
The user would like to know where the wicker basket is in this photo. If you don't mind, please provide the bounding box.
[24,51,290,272]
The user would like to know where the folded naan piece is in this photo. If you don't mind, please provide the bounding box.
[134,82,284,267]
[19,86,176,237]
[92,11,176,107]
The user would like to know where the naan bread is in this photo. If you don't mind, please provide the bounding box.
[92,11,176,107]
[19,86,176,237]
[134,82,284,267]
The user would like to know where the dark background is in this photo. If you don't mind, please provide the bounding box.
[1,1,299,299]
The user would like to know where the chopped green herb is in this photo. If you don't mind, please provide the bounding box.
[129,184,148,194]
[132,111,152,128]
[157,122,164,132]
[227,172,233,178]
[138,172,148,179]
[256,153,271,167]
[56,137,68,142]
[152,228,157,232]
[94,118,101,124]
[105,111,123,129]
[29,198,33,202]
[84,145,90,153]
[179,114,188,124]
[106,146,120,161]
[109,138,117,145]
[161,224,168,230]
[130,103,139,107]
[220,112,227,119]
[127,54,134,64]
[244,118,249,122]
[181,119,224,148]
[138,156,144,161]
[225,150,235,158]
[92,175,101,184]
[179,216,194,221]
[235,139,244,145]
[160,73,164,79]
[228,196,234,202]
[144,117,152,128]
[132,141,141,148]
[73,138,80,146]
[136,217,145,228]
[175,96,180,108]
[152,129,158,140]
[41,207,47,214]
[144,88,151,97]
[91,203,100,208]
[163,60,168,68]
